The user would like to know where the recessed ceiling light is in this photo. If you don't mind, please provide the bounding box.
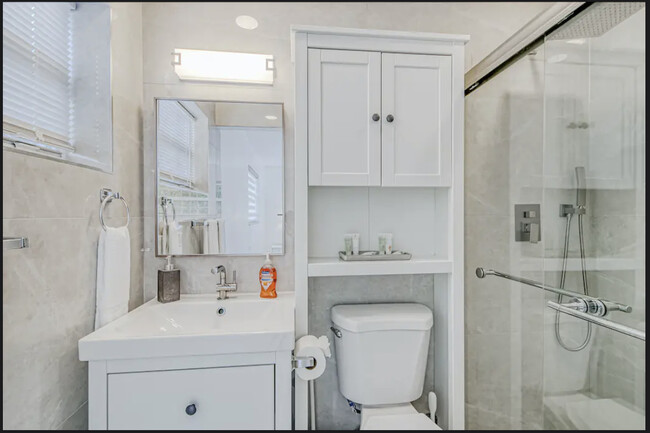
[236,15,258,30]
[566,39,586,45]
[547,54,567,64]
[265,115,278,120]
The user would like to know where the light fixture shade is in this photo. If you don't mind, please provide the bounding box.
[172,48,274,84]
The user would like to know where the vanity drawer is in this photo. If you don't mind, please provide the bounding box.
[107,364,275,430]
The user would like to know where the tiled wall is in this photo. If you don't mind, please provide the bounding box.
[464,43,547,429]
[1,3,144,429]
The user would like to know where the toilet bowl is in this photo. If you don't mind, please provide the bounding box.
[330,303,441,430]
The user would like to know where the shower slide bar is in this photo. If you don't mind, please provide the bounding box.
[475,268,632,314]
[548,301,645,342]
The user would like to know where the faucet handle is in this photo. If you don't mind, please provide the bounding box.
[211,265,225,276]
[232,270,237,283]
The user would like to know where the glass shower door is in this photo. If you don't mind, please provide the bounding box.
[541,4,645,430]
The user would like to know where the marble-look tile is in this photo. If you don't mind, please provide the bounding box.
[2,3,144,429]
[57,402,88,430]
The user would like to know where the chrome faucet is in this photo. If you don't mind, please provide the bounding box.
[211,265,237,300]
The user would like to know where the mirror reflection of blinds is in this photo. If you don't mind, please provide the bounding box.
[248,165,259,224]
[158,101,196,188]
[2,3,74,150]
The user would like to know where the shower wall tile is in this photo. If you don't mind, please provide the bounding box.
[1,3,144,430]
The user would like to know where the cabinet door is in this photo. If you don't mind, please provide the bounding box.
[107,365,274,429]
[381,53,452,186]
[308,49,381,186]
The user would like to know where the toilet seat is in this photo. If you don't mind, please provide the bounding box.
[360,403,441,431]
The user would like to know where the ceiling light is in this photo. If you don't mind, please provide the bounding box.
[566,39,586,45]
[236,15,258,30]
[172,49,274,85]
[265,115,278,120]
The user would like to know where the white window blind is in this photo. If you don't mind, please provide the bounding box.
[158,101,196,188]
[2,2,73,149]
[248,165,259,224]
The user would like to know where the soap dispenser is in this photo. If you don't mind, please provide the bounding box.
[158,256,180,303]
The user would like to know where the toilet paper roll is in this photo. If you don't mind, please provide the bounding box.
[295,335,329,381]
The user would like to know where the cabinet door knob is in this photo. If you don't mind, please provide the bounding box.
[185,403,197,416]
[386,114,394,123]
[372,113,380,121]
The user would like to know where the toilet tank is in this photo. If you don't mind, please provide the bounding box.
[331,303,433,405]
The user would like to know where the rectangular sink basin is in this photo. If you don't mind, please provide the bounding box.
[79,292,295,361]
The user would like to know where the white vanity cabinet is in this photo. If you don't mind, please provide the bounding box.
[308,48,453,187]
[79,294,295,430]
[107,364,275,430]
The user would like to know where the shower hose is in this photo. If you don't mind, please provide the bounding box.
[555,209,591,351]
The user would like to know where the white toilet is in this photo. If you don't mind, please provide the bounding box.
[331,303,441,430]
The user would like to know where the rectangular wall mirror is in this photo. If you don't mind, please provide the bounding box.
[155,99,284,256]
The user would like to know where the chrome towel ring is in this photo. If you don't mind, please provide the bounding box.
[99,188,130,231]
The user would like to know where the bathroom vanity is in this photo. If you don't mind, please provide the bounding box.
[79,293,294,430]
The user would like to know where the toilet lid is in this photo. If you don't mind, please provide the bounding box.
[362,413,441,430]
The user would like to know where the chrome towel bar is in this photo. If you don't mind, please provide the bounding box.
[548,301,645,341]
[475,267,632,314]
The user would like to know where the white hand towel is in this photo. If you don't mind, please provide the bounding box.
[203,219,224,254]
[168,221,183,255]
[95,226,131,330]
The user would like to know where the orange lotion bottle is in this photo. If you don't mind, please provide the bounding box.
[259,253,277,298]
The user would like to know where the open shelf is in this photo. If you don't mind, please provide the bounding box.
[308,255,452,277]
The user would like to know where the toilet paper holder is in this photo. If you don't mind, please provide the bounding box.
[292,356,316,369]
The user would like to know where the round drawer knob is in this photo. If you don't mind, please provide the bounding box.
[386,114,394,123]
[372,113,380,121]
[185,404,197,416]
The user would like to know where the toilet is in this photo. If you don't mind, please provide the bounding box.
[331,303,441,430]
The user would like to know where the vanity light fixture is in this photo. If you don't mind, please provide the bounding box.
[172,48,274,85]
[236,15,258,30]
[566,38,586,45]
[265,115,278,120]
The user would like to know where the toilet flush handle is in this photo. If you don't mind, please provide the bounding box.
[330,326,342,338]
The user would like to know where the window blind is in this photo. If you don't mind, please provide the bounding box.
[248,165,259,224]
[2,2,73,149]
[158,101,196,188]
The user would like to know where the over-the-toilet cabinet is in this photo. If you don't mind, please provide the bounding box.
[308,49,451,186]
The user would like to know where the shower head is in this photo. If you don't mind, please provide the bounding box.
[575,166,586,208]
[547,2,644,40]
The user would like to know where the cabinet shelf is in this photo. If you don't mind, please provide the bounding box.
[308,255,452,277]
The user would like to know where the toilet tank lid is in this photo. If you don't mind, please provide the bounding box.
[331,303,433,332]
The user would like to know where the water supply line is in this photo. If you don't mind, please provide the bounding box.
[555,167,591,352]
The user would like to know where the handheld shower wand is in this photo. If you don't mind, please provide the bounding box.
[555,166,591,352]
[575,166,586,209]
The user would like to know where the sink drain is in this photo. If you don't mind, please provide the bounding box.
[216,307,226,316]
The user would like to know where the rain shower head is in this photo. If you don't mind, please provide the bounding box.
[547,2,645,40]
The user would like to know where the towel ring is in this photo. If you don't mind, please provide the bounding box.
[99,195,130,231]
